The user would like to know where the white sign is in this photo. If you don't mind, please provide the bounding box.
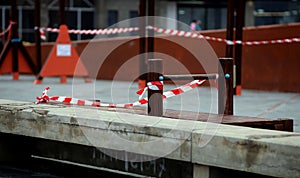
[57,44,71,56]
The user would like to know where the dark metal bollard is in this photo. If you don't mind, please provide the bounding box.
[148,59,163,116]
[218,58,234,115]
[234,0,246,96]
[138,0,147,75]
[35,0,42,73]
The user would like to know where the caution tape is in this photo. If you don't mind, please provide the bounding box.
[148,26,300,46]
[38,25,300,45]
[40,27,139,35]
[0,21,16,37]
[39,29,46,41]
[147,81,164,91]
[36,79,206,108]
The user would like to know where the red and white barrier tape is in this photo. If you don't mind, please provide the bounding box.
[38,25,300,45]
[148,26,300,46]
[147,81,163,91]
[40,27,139,35]
[162,80,205,99]
[0,21,15,37]
[36,79,206,108]
[136,81,164,100]
[40,29,46,41]
[34,26,47,40]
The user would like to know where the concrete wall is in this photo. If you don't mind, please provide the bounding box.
[0,99,299,177]
[24,23,300,92]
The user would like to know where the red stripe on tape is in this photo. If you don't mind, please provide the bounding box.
[50,96,59,100]
[136,88,145,95]
[109,104,116,108]
[124,103,133,107]
[189,83,200,88]
[92,102,100,107]
[171,88,183,95]
[63,97,72,103]
[139,99,148,104]
[77,100,85,105]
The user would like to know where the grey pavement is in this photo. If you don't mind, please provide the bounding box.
[0,75,299,132]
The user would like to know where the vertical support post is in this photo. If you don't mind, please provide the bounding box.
[234,0,245,96]
[35,0,42,73]
[77,9,82,41]
[59,0,65,83]
[225,0,235,58]
[193,164,209,178]
[59,0,66,25]
[148,59,163,116]
[11,0,19,80]
[1,8,5,46]
[218,58,233,115]
[147,0,160,116]
[147,0,155,59]
[138,0,147,75]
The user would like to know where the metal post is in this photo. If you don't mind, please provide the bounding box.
[35,0,42,73]
[77,9,82,40]
[11,0,19,80]
[59,0,66,25]
[59,0,66,83]
[226,0,235,58]
[218,58,233,115]
[138,0,147,75]
[163,74,218,81]
[147,0,155,59]
[148,59,163,116]
[1,8,4,49]
[234,0,245,95]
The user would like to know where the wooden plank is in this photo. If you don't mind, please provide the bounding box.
[89,105,293,132]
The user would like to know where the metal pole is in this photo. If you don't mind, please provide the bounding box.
[226,0,235,58]
[147,0,155,59]
[163,74,218,81]
[59,0,66,83]
[148,59,163,116]
[11,0,19,80]
[234,0,245,95]
[77,9,82,40]
[1,8,5,48]
[218,58,233,115]
[138,0,147,75]
[59,0,66,25]
[35,0,42,73]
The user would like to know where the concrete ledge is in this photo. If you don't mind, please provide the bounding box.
[0,99,299,177]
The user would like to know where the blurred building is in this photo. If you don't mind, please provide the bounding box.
[0,0,300,43]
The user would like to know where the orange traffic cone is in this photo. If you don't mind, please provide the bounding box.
[34,24,90,84]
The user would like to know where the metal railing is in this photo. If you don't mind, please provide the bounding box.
[147,58,233,116]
